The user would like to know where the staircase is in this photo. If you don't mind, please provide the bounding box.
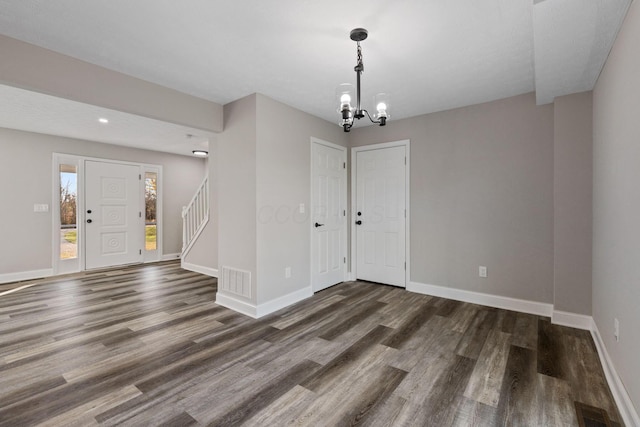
[181,176,209,258]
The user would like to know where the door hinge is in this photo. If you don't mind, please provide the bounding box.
[139,212,142,218]
[343,162,346,169]
[343,210,346,216]
[139,174,142,180]
[139,249,142,255]
[404,261,406,270]
[344,257,346,264]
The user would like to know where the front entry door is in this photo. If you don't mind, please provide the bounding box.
[85,161,143,269]
[311,140,346,292]
[355,146,406,287]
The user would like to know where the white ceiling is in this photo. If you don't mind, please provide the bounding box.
[0,0,632,153]
[0,85,214,156]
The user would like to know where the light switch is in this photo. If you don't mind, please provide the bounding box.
[34,204,49,212]
[299,203,305,214]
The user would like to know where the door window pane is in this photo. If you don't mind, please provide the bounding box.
[60,165,77,259]
[145,172,157,251]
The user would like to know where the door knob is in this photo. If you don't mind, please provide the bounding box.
[87,209,92,214]
[314,222,324,228]
[357,211,362,216]
[87,219,93,224]
[356,220,362,225]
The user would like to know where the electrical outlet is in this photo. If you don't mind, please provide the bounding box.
[33,203,49,212]
[479,266,488,278]
[285,267,291,278]
[614,318,620,342]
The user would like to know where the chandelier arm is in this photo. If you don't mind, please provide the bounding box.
[362,109,381,124]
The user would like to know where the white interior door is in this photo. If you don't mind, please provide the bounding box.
[355,146,406,287]
[311,140,346,292]
[85,160,143,270]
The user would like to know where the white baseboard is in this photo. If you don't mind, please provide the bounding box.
[408,281,553,317]
[161,253,181,261]
[215,292,259,318]
[181,262,218,278]
[591,320,640,427]
[0,268,53,285]
[551,310,593,330]
[216,286,313,319]
[255,286,313,318]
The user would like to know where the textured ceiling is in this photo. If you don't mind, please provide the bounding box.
[0,0,632,151]
[533,0,632,104]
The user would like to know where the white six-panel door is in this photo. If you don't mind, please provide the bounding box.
[85,160,143,270]
[311,140,346,292]
[355,145,406,287]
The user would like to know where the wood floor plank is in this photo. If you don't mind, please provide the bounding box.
[0,261,624,427]
[419,355,476,425]
[537,318,565,378]
[464,329,512,407]
[536,373,579,426]
[35,385,142,427]
[451,397,499,427]
[455,308,498,359]
[243,385,317,426]
[511,312,539,350]
[300,325,393,393]
[563,334,623,423]
[495,345,538,425]
[202,359,321,426]
[381,301,436,349]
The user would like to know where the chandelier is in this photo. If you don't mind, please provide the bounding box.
[337,28,389,132]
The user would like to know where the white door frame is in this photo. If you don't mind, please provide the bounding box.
[52,153,163,274]
[350,139,411,285]
[310,137,348,291]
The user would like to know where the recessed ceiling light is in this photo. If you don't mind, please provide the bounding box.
[192,150,208,157]
[98,118,109,124]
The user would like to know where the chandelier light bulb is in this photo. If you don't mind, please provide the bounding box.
[376,102,388,116]
[340,93,351,110]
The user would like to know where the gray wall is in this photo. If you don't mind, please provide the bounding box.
[217,94,259,303]
[0,35,222,132]
[215,93,348,306]
[350,93,555,304]
[0,127,206,275]
[553,92,593,315]
[593,0,640,411]
[255,94,348,304]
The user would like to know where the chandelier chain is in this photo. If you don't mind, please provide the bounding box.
[356,42,363,73]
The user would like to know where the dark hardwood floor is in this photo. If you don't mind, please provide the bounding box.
[0,261,623,426]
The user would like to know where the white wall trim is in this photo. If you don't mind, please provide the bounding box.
[551,310,593,330]
[215,292,259,318]
[181,261,218,278]
[216,286,313,319]
[0,269,53,285]
[255,286,313,318]
[408,281,553,317]
[591,320,640,427]
[161,253,181,261]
